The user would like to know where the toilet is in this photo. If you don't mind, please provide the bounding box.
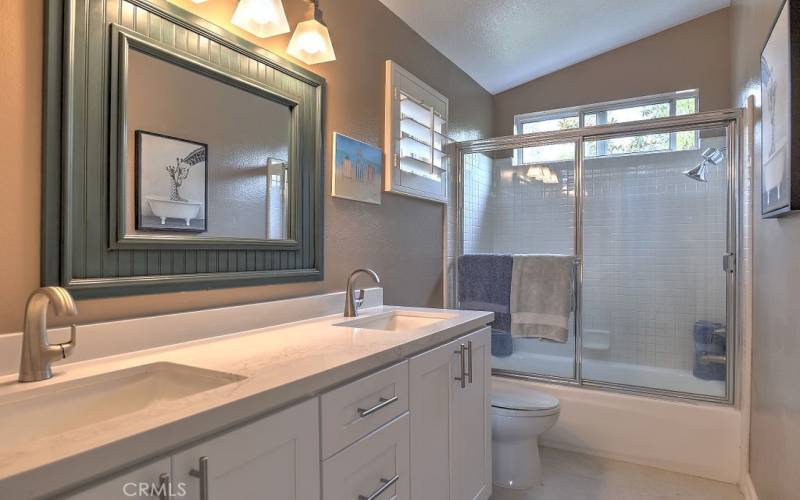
[491,376,560,490]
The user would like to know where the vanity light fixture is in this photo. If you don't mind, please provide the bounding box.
[286,0,336,64]
[191,0,209,4]
[231,0,291,38]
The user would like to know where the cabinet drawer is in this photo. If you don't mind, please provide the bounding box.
[323,413,410,500]
[321,361,409,458]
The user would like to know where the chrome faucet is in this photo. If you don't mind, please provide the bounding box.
[18,287,78,382]
[344,269,381,317]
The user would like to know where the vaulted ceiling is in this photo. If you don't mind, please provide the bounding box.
[377,0,731,94]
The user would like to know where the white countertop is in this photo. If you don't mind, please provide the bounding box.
[0,305,492,498]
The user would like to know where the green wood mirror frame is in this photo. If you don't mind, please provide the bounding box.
[43,0,325,298]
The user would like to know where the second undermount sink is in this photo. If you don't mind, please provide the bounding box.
[335,310,457,332]
[0,362,244,450]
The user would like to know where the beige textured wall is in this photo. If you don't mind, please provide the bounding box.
[730,1,800,498]
[0,1,44,334]
[0,0,492,334]
[492,8,732,137]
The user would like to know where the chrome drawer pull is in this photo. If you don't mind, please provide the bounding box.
[189,456,209,500]
[157,473,170,500]
[357,395,399,418]
[357,474,400,500]
[466,340,473,384]
[454,343,466,388]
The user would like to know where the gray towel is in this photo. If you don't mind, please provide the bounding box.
[457,254,512,333]
[510,254,575,343]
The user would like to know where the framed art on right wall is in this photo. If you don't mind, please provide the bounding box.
[761,0,800,218]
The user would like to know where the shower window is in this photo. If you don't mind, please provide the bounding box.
[516,90,700,162]
[456,110,738,404]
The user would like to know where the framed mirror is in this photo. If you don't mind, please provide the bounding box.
[111,26,299,248]
[42,0,325,297]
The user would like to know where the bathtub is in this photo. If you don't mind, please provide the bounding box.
[491,357,742,483]
[146,196,202,226]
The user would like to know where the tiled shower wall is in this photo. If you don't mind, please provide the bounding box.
[462,152,495,254]
[461,138,728,372]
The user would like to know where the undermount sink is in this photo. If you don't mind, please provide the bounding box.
[335,311,456,331]
[0,362,244,450]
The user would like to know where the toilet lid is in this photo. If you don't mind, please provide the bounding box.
[491,377,560,412]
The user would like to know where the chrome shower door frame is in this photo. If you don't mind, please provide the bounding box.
[451,109,742,405]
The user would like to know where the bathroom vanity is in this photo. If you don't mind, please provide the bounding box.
[21,1,496,496]
[0,299,493,499]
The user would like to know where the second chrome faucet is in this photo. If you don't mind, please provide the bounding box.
[344,269,381,317]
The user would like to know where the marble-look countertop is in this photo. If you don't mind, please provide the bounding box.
[0,305,492,499]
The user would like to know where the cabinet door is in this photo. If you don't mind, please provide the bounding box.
[409,336,459,500]
[172,398,320,500]
[322,413,410,500]
[452,327,492,500]
[63,458,171,500]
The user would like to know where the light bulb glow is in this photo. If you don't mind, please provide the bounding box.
[231,0,290,38]
[287,19,336,64]
[297,31,325,54]
[249,2,276,24]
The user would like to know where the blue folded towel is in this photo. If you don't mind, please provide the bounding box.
[458,254,513,356]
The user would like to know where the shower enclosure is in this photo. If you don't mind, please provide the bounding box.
[450,110,740,404]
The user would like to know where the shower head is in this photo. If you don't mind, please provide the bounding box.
[701,147,725,165]
[685,162,708,182]
[684,147,726,182]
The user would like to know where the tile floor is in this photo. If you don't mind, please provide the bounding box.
[490,447,744,500]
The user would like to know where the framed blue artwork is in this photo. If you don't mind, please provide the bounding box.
[332,133,383,204]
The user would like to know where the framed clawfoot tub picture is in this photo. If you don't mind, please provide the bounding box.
[760,0,800,217]
[135,131,208,232]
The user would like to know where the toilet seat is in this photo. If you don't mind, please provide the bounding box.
[491,377,560,417]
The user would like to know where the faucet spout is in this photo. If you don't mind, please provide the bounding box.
[344,269,381,317]
[18,287,79,382]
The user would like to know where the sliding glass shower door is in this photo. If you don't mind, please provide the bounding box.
[580,125,732,398]
[460,141,578,379]
[455,111,738,403]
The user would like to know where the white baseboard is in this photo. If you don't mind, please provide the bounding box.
[740,473,758,500]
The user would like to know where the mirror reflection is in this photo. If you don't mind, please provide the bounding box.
[125,48,292,241]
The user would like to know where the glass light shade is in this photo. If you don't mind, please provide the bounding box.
[191,0,209,4]
[287,19,336,64]
[544,172,560,184]
[231,0,290,38]
[527,166,546,180]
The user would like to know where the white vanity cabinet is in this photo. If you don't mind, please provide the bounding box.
[171,398,320,500]
[61,327,491,500]
[409,326,492,500]
[65,399,320,500]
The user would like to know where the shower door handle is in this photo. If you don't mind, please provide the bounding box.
[723,253,736,273]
